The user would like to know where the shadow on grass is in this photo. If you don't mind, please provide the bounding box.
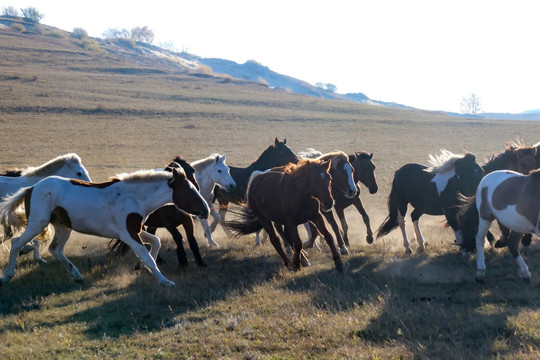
[280,246,540,358]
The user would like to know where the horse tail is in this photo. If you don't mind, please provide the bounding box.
[0,187,31,233]
[225,205,263,237]
[376,179,400,239]
[108,238,131,256]
[457,192,479,251]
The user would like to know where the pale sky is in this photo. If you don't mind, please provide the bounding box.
[3,0,540,113]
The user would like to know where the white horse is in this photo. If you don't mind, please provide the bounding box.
[0,168,209,287]
[0,153,92,262]
[191,154,236,247]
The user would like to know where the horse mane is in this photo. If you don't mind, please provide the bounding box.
[21,153,82,177]
[191,153,221,171]
[113,169,178,183]
[354,151,372,160]
[483,148,516,171]
[0,169,23,177]
[317,151,348,169]
[282,159,324,175]
[426,149,467,173]
[168,155,189,168]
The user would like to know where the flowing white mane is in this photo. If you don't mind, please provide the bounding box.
[191,153,221,171]
[427,149,465,173]
[21,153,82,177]
[114,169,176,183]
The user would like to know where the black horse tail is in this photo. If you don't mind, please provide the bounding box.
[457,193,479,251]
[108,238,130,256]
[225,206,262,237]
[376,182,400,239]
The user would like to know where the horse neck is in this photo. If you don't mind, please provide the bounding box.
[192,164,217,201]
[123,180,173,215]
[483,152,514,174]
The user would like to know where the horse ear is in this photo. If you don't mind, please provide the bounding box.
[222,154,226,162]
[283,139,287,144]
[368,153,373,159]
[275,138,279,146]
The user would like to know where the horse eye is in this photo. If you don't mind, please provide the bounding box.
[77,172,82,177]
[218,169,222,173]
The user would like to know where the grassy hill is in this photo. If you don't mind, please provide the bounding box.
[1,19,540,359]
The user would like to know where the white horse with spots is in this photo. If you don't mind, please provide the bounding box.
[0,168,209,287]
[0,153,92,261]
[191,154,236,247]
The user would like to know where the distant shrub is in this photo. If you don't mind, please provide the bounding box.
[2,6,18,16]
[130,26,154,44]
[20,7,44,23]
[102,27,130,39]
[45,30,67,38]
[80,38,101,52]
[257,76,269,87]
[119,38,137,49]
[198,64,214,76]
[11,23,25,32]
[72,27,88,39]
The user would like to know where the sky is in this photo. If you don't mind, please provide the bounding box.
[3,0,540,114]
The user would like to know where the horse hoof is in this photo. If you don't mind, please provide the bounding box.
[522,235,532,247]
[494,240,507,248]
[300,258,311,267]
[475,271,485,283]
[37,258,48,264]
[303,241,313,249]
[417,247,425,253]
[340,246,349,256]
[335,264,345,273]
[74,278,85,284]
[523,277,531,284]
[208,241,219,248]
[19,245,35,255]
[405,248,412,255]
[366,235,374,244]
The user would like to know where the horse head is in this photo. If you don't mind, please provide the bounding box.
[211,154,236,192]
[166,156,200,191]
[351,151,378,194]
[57,154,92,182]
[307,159,334,212]
[270,138,298,167]
[454,153,484,196]
[169,168,209,219]
[514,146,538,174]
[328,152,357,199]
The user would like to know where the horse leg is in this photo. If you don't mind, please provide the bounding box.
[1,221,49,283]
[140,231,161,261]
[411,209,426,253]
[312,214,344,272]
[475,218,493,283]
[260,218,291,269]
[397,210,412,254]
[352,197,374,244]
[145,226,166,265]
[31,238,47,263]
[494,222,511,248]
[507,231,531,282]
[334,206,350,247]
[323,210,348,255]
[178,219,207,267]
[216,204,233,237]
[208,207,221,234]
[48,224,84,283]
[274,224,292,255]
[200,216,219,247]
[303,222,320,250]
[284,224,303,270]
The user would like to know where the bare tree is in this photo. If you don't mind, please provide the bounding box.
[102,28,130,39]
[20,7,44,23]
[2,6,19,16]
[461,93,482,115]
[130,26,154,44]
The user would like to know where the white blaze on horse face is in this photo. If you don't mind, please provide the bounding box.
[344,162,356,194]
[431,168,455,196]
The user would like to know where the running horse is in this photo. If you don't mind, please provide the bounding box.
[459,169,540,283]
[226,159,344,271]
[376,150,484,254]
[212,138,298,235]
[0,153,92,261]
[0,168,209,287]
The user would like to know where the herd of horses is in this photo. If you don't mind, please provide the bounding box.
[0,138,539,287]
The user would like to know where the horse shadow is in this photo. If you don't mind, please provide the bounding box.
[0,245,284,339]
[280,246,540,358]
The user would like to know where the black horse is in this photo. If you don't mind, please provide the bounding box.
[376,150,484,254]
[212,138,298,235]
[109,156,207,267]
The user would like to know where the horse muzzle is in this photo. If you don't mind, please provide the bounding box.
[369,184,378,194]
[227,183,236,192]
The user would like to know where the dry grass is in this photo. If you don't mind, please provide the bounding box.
[1,25,540,359]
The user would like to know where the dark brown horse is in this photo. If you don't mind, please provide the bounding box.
[303,151,378,250]
[109,156,207,267]
[227,159,344,271]
[212,138,299,235]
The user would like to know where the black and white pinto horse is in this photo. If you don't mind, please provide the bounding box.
[0,168,209,287]
[376,150,484,254]
[460,169,540,283]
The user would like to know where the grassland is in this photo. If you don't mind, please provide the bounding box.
[1,24,540,359]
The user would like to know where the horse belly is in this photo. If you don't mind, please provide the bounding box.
[494,205,537,234]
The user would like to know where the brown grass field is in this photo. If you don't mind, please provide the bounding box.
[1,24,540,359]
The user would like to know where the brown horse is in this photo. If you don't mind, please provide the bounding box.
[227,159,344,272]
[303,151,378,250]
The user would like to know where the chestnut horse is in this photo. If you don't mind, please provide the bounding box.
[227,159,344,271]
